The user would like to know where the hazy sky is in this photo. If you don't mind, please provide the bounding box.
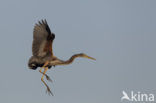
[0,0,156,103]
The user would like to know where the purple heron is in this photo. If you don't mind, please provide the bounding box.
[28,19,95,95]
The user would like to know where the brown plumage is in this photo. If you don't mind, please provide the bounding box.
[28,19,95,95]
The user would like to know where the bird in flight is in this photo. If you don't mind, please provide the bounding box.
[28,19,95,95]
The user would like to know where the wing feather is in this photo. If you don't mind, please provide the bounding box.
[32,19,55,57]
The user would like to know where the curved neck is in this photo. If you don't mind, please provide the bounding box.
[51,53,95,66]
[63,54,81,65]
[58,54,82,65]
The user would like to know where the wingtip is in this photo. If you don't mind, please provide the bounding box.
[37,19,47,25]
[38,21,42,25]
[44,19,48,24]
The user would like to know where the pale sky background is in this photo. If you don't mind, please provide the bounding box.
[0,0,156,103]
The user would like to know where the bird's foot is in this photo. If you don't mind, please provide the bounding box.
[46,86,54,96]
[45,74,53,82]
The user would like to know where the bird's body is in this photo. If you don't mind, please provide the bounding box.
[28,19,95,95]
[28,55,53,69]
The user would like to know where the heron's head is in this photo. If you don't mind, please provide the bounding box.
[28,62,38,70]
[78,53,96,60]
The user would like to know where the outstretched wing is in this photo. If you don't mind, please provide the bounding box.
[32,19,55,57]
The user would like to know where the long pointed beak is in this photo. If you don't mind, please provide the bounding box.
[84,55,96,60]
